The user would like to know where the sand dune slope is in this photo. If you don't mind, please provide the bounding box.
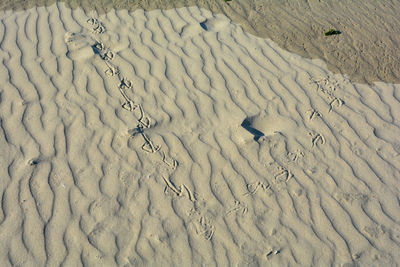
[0,3,400,266]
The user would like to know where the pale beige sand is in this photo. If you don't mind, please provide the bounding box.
[1,2,400,267]
[1,0,400,85]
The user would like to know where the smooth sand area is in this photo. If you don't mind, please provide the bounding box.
[0,2,400,267]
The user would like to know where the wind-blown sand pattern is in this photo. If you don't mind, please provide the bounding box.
[1,0,400,84]
[0,3,400,266]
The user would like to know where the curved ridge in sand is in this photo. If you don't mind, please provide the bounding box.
[0,3,400,266]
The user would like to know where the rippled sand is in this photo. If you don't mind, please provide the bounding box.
[1,0,400,84]
[0,2,399,266]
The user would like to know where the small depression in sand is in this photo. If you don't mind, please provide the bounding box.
[241,109,297,141]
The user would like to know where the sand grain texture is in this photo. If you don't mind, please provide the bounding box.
[0,3,400,267]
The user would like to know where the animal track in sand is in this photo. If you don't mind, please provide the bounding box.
[244,181,270,196]
[162,176,195,202]
[306,109,322,120]
[274,165,293,183]
[266,249,281,259]
[87,18,105,34]
[101,51,114,61]
[141,139,161,153]
[328,96,344,112]
[84,17,180,180]
[104,62,119,76]
[93,41,104,51]
[161,151,178,170]
[91,40,115,61]
[188,209,215,241]
[226,200,248,215]
[116,77,137,111]
[310,75,346,113]
[309,132,325,147]
[245,163,294,196]
[128,124,161,153]
[309,75,338,96]
[119,78,133,90]
[196,216,215,240]
[287,149,304,162]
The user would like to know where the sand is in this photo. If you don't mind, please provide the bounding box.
[1,0,400,85]
[0,2,399,267]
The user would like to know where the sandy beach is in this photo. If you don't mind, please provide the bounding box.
[0,1,399,266]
